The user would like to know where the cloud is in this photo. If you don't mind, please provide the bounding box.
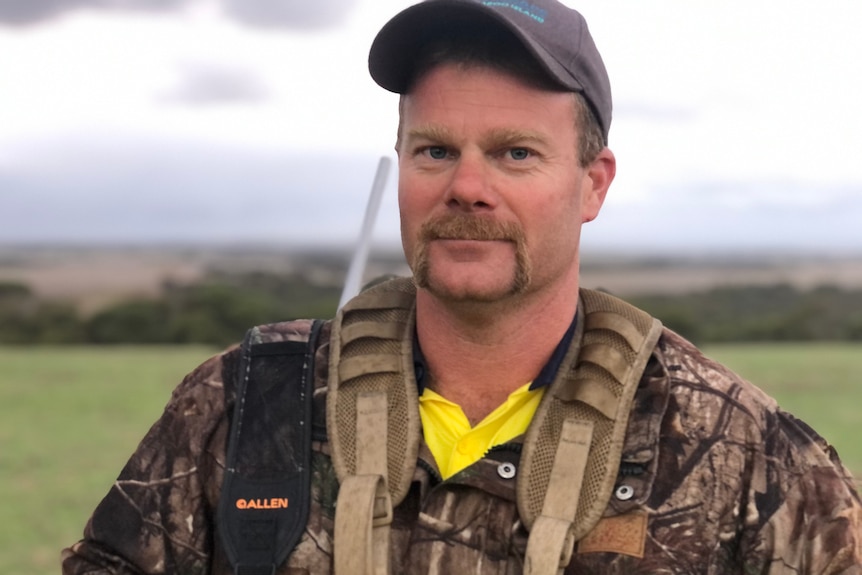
[0,0,360,28]
[577,175,862,255]
[0,134,396,246]
[5,132,861,255]
[0,0,83,25]
[94,0,188,11]
[659,180,862,211]
[164,64,269,105]
[614,101,696,123]
[0,0,187,26]
[220,0,360,29]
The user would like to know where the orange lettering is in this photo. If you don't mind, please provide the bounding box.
[235,498,289,510]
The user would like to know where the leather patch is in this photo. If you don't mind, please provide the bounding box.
[577,511,647,558]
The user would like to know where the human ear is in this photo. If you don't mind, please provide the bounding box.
[581,147,615,223]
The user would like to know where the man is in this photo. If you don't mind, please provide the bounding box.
[63,0,862,573]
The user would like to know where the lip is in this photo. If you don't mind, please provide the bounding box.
[431,238,512,257]
[435,238,509,246]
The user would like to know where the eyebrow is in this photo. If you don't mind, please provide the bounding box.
[404,125,456,147]
[405,125,550,149]
[482,128,550,149]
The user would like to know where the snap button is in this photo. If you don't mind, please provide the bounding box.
[615,484,635,501]
[497,462,517,479]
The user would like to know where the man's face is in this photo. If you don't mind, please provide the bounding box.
[396,63,612,305]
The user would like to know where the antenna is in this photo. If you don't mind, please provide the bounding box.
[338,156,392,309]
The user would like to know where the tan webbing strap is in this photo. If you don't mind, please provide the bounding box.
[555,377,619,420]
[584,311,646,350]
[525,518,573,575]
[338,355,402,388]
[577,343,630,382]
[333,475,391,575]
[333,392,391,575]
[524,418,594,575]
[356,391,389,475]
[339,320,405,343]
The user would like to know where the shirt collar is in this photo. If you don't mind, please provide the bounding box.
[413,311,578,394]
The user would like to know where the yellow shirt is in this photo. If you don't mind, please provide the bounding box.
[419,382,545,479]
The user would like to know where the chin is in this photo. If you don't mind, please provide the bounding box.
[420,274,526,304]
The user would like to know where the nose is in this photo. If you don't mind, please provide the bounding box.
[444,152,497,213]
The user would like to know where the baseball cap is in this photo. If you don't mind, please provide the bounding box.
[368,0,612,143]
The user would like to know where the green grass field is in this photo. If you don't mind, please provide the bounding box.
[1,343,860,575]
[0,346,218,575]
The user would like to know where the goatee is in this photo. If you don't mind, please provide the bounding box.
[412,214,531,300]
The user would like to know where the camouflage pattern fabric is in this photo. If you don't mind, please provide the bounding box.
[62,319,862,574]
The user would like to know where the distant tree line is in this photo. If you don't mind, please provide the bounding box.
[0,272,341,347]
[2,274,862,345]
[627,283,862,343]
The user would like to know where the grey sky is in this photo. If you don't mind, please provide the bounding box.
[0,0,186,26]
[1,0,861,254]
[165,63,269,104]
[0,0,357,28]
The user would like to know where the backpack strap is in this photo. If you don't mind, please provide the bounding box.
[333,391,393,575]
[327,278,420,575]
[520,289,663,573]
[327,278,420,507]
[218,320,324,575]
[524,418,594,575]
[326,279,662,575]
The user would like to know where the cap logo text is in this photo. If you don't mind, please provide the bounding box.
[482,1,547,23]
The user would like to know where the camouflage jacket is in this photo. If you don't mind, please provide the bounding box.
[62,319,862,574]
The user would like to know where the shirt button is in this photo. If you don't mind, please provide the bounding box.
[497,462,517,479]
[615,484,635,501]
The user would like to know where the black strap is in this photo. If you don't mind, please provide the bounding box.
[218,321,322,574]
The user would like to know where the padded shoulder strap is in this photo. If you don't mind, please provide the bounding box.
[519,288,662,568]
[326,277,420,506]
[327,278,420,575]
[218,320,324,575]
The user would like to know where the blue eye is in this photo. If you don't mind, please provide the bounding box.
[427,146,448,160]
[509,148,530,160]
